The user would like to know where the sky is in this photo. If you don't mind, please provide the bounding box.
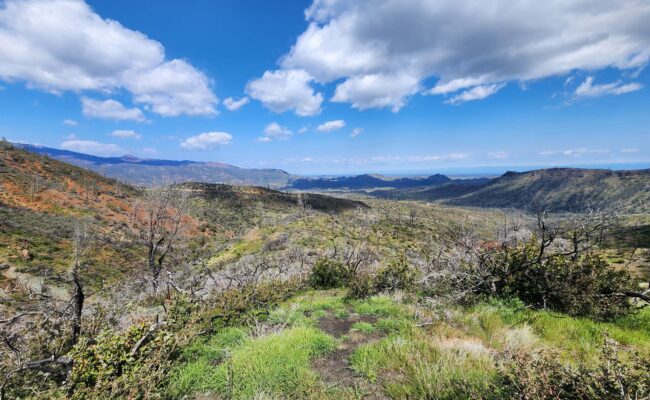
[0,0,649,175]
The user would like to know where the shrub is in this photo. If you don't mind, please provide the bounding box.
[374,256,420,292]
[308,257,347,289]
[493,239,635,320]
[346,271,377,299]
[500,335,650,399]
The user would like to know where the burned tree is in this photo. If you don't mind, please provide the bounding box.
[0,222,92,399]
[131,185,190,292]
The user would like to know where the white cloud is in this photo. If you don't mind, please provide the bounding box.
[81,97,145,122]
[573,76,643,99]
[278,152,469,166]
[351,127,363,138]
[317,119,345,132]
[446,84,505,105]
[540,148,611,157]
[110,129,141,140]
[258,122,292,142]
[488,151,510,159]
[269,0,650,110]
[246,69,323,116]
[332,73,420,111]
[0,0,216,116]
[63,119,78,126]
[620,148,639,153]
[223,96,249,111]
[180,131,232,151]
[124,59,217,117]
[141,147,158,156]
[298,126,308,134]
[61,139,125,156]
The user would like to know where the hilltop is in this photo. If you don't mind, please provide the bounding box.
[373,168,650,213]
[20,144,293,188]
[288,173,451,190]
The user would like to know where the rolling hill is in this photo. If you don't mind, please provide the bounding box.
[19,144,293,188]
[374,168,650,213]
[0,141,369,311]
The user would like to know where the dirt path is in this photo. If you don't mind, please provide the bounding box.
[312,312,388,399]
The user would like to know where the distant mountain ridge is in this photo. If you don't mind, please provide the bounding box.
[20,144,292,187]
[288,173,451,190]
[374,168,650,213]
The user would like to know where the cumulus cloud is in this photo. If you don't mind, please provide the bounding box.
[265,0,650,111]
[61,139,125,156]
[63,119,78,126]
[246,69,323,116]
[446,84,505,105]
[180,131,232,150]
[81,97,145,122]
[0,0,216,116]
[110,129,141,140]
[332,73,420,111]
[351,127,363,138]
[223,96,249,111]
[258,122,292,142]
[573,76,643,99]
[124,59,217,117]
[317,119,345,132]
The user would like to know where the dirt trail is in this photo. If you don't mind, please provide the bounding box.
[312,312,388,399]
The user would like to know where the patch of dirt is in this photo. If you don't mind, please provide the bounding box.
[313,312,387,399]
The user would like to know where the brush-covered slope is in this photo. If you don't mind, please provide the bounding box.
[183,182,367,213]
[22,144,293,188]
[445,168,650,213]
[0,141,145,308]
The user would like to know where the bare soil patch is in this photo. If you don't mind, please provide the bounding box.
[313,312,387,398]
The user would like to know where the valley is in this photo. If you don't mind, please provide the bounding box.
[1,142,649,399]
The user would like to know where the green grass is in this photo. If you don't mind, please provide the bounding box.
[452,299,650,364]
[350,333,499,399]
[352,295,402,317]
[170,291,650,399]
[170,326,336,399]
[350,321,375,333]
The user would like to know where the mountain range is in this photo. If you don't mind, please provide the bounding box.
[11,143,650,213]
[373,168,650,213]
[19,144,293,188]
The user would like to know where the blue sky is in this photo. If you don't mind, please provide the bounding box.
[0,0,649,175]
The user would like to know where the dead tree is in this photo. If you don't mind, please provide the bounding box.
[70,223,91,345]
[131,185,189,292]
[0,222,92,399]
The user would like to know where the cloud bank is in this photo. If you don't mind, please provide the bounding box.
[248,0,650,113]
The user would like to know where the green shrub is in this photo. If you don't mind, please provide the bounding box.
[308,258,347,289]
[346,271,377,299]
[374,256,420,292]
[493,239,635,320]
